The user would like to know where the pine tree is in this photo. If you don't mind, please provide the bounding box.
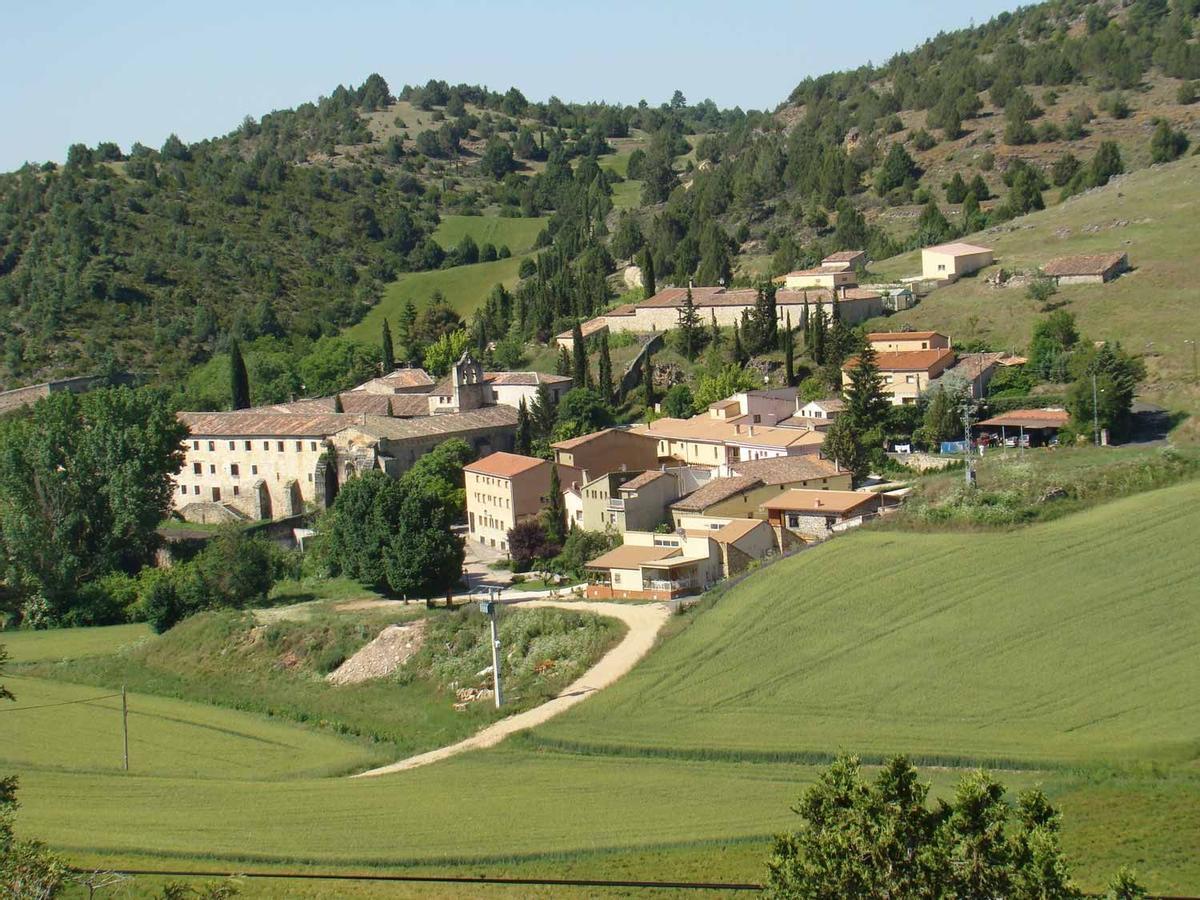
[229,339,250,409]
[844,344,889,428]
[677,287,702,361]
[531,383,556,439]
[571,321,588,387]
[381,318,395,373]
[598,332,614,400]
[514,398,533,455]
[642,351,656,408]
[783,312,795,386]
[544,465,566,546]
[641,250,656,299]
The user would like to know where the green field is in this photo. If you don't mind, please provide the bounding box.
[347,253,528,341]
[1,622,151,663]
[870,155,1200,438]
[431,215,544,255]
[535,479,1200,767]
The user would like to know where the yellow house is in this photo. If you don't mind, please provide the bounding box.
[866,331,951,353]
[464,452,553,554]
[843,349,955,406]
[921,242,994,281]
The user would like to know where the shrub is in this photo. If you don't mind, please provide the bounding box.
[1178,82,1198,105]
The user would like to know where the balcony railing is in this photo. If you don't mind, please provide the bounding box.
[644,578,696,593]
[606,498,625,511]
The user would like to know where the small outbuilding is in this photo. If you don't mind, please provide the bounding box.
[1042,253,1129,285]
[974,408,1070,448]
[921,242,995,281]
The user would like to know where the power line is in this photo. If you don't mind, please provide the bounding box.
[0,692,121,713]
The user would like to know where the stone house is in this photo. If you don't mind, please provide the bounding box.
[761,489,881,548]
[1042,253,1129,285]
[483,371,572,410]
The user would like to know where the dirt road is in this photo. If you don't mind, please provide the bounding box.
[353,599,671,777]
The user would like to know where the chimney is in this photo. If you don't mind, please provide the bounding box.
[748,425,754,436]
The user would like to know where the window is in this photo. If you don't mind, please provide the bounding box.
[884,374,894,383]
[192,441,199,451]
[244,441,252,451]
[263,441,270,451]
[251,465,258,475]
[310,442,317,451]
[787,513,802,528]
[193,485,200,495]
[211,487,221,501]
[208,441,215,451]
[180,485,187,495]
[307,473,313,482]
[753,415,761,423]
[228,441,235,451]
[295,441,302,452]
[233,486,240,497]
[230,464,240,477]
[938,263,946,272]
[277,441,284,452]
[193,462,201,475]
[209,464,216,474]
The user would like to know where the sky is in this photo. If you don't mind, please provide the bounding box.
[0,0,1020,172]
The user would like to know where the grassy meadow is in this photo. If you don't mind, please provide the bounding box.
[431,214,544,255]
[1,621,151,663]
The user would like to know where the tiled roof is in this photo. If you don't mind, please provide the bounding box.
[464,451,548,478]
[556,319,611,339]
[924,241,993,256]
[729,456,846,485]
[344,404,518,440]
[179,411,356,438]
[670,475,763,512]
[761,489,876,514]
[619,470,670,492]
[944,352,1007,381]
[866,331,944,341]
[1042,253,1126,277]
[484,372,573,386]
[785,265,851,277]
[976,408,1070,429]
[802,397,845,412]
[585,544,680,570]
[710,518,768,545]
[386,395,434,417]
[843,349,955,372]
[634,417,824,450]
[373,368,434,389]
[822,250,865,263]
[552,427,649,451]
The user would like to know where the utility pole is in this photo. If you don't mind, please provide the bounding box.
[1092,371,1100,447]
[480,591,503,708]
[1185,339,1197,384]
[961,398,977,488]
[121,684,129,772]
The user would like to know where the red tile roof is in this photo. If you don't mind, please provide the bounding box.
[843,349,955,372]
[464,451,549,478]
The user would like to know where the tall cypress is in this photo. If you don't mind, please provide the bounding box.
[765,282,778,348]
[229,339,250,410]
[733,320,748,366]
[710,309,722,349]
[677,287,701,361]
[641,250,656,299]
[381,318,395,373]
[801,295,811,352]
[642,351,656,409]
[514,398,533,456]
[597,332,614,401]
[571,321,588,387]
[544,465,566,546]
[811,304,828,366]
[783,312,795,386]
[531,382,557,440]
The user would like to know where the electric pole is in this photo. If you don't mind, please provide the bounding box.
[961,398,977,488]
[121,684,129,772]
[480,591,503,708]
[1092,371,1100,447]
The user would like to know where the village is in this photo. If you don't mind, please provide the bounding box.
[156,237,1134,603]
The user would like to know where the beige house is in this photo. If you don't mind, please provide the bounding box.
[794,398,844,421]
[555,319,609,350]
[580,469,683,533]
[1042,253,1128,285]
[820,250,866,272]
[708,387,799,428]
[867,331,951,353]
[762,489,881,547]
[552,428,660,479]
[921,242,994,281]
[584,519,774,601]
[783,266,858,290]
[727,455,852,491]
[464,452,553,554]
[483,372,572,409]
[632,416,823,469]
[843,349,955,405]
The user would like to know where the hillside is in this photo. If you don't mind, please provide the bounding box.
[535,476,1200,767]
[870,154,1200,437]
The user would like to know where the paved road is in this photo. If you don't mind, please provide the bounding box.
[352,599,671,777]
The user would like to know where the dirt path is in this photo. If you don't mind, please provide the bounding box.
[353,599,671,777]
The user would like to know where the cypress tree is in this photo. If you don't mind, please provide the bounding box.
[801,295,811,352]
[811,305,828,365]
[571,321,588,387]
[514,398,533,456]
[733,320,747,366]
[641,250,656,299]
[764,282,778,348]
[677,287,701,361]
[381,318,395,373]
[597,332,614,401]
[398,300,417,364]
[783,312,795,386]
[229,339,250,410]
[642,351,656,409]
[531,383,556,439]
[333,394,344,413]
[544,465,566,546]
[710,309,722,349]
[555,346,571,377]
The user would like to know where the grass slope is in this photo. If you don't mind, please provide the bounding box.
[535,479,1200,767]
[869,155,1200,436]
[431,215,544,255]
[1,622,151,663]
[3,674,380,779]
[347,253,527,341]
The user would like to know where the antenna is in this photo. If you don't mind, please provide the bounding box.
[960,395,978,489]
